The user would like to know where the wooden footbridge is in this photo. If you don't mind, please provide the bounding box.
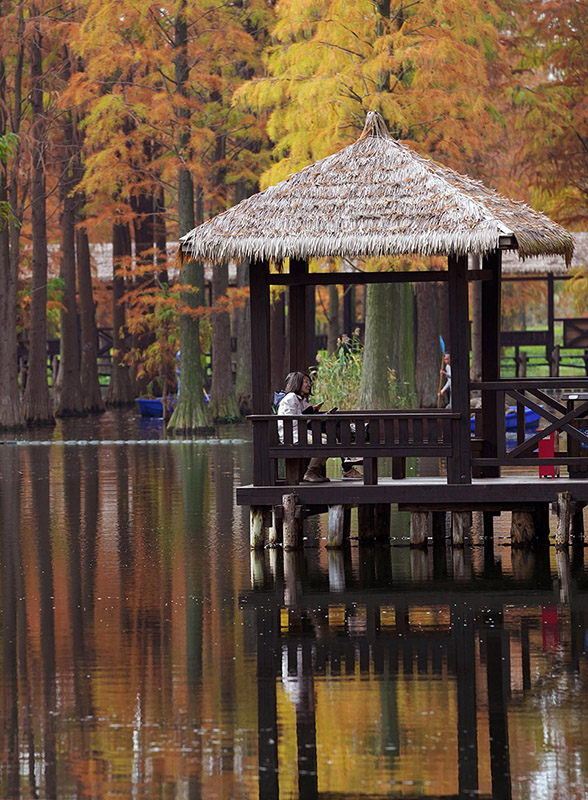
[179,112,579,550]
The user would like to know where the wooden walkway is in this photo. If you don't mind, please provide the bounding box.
[237,473,588,509]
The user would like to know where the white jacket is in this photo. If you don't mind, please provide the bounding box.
[277,392,310,443]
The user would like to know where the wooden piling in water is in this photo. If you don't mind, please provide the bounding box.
[283,493,302,549]
[451,511,471,547]
[511,509,535,547]
[268,507,283,547]
[556,491,571,550]
[432,511,446,545]
[357,505,375,542]
[250,506,265,549]
[374,503,391,540]
[572,501,585,544]
[410,511,430,548]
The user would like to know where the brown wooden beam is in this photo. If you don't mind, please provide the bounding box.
[447,253,471,484]
[271,269,448,286]
[480,250,502,478]
[288,258,309,373]
[250,259,272,485]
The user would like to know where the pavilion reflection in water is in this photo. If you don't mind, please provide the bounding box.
[242,544,588,800]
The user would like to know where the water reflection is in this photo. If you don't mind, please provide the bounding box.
[1,415,588,799]
[245,546,588,800]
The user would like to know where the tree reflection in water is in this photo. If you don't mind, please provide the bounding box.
[0,422,588,799]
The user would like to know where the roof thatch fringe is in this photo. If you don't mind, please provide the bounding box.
[180,112,574,266]
[502,231,588,275]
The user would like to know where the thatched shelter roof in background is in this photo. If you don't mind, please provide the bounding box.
[502,231,588,276]
[180,112,574,266]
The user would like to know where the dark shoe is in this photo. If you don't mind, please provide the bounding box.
[342,466,362,479]
[303,468,330,483]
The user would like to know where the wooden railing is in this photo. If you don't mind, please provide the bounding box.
[249,410,460,486]
[471,379,588,471]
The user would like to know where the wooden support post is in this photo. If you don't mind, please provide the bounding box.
[357,505,375,542]
[268,507,283,547]
[432,511,447,545]
[556,491,571,550]
[364,457,378,485]
[447,253,471,484]
[327,505,345,548]
[250,260,272,486]
[343,507,351,540]
[572,502,584,543]
[451,511,471,547]
[392,456,406,479]
[410,511,431,548]
[483,511,494,540]
[511,509,535,547]
[374,503,391,540]
[289,259,309,372]
[283,493,302,549]
[250,506,265,549]
[480,250,502,478]
[532,503,551,545]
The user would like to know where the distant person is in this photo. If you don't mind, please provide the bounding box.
[438,352,451,408]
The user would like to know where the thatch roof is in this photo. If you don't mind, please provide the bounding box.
[502,231,588,275]
[180,112,574,266]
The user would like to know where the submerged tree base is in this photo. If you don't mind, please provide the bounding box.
[167,395,213,435]
[209,395,240,425]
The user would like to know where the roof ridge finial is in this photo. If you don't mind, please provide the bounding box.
[358,111,391,141]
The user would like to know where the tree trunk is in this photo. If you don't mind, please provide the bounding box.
[327,284,340,353]
[154,185,168,283]
[470,254,482,381]
[270,289,286,392]
[131,186,156,395]
[168,4,211,433]
[55,186,83,415]
[0,36,23,429]
[107,220,135,405]
[359,283,392,409]
[76,206,105,413]
[234,260,252,415]
[209,260,239,421]
[55,48,83,417]
[23,8,53,425]
[415,281,441,408]
[168,250,212,433]
[388,282,416,405]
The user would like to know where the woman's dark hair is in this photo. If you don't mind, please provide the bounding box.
[284,371,311,396]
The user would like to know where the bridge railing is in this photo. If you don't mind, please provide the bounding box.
[471,378,588,471]
[249,410,460,486]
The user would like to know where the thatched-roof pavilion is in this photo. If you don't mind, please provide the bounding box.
[179,112,588,549]
[180,112,573,265]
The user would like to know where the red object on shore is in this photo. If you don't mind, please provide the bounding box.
[538,431,555,478]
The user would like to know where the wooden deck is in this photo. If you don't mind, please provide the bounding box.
[237,473,588,509]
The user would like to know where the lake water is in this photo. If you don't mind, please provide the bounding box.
[1,409,588,799]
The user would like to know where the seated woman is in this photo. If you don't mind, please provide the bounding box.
[277,371,362,482]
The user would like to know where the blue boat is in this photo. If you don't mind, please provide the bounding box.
[471,406,541,435]
[136,396,178,418]
[505,406,541,431]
